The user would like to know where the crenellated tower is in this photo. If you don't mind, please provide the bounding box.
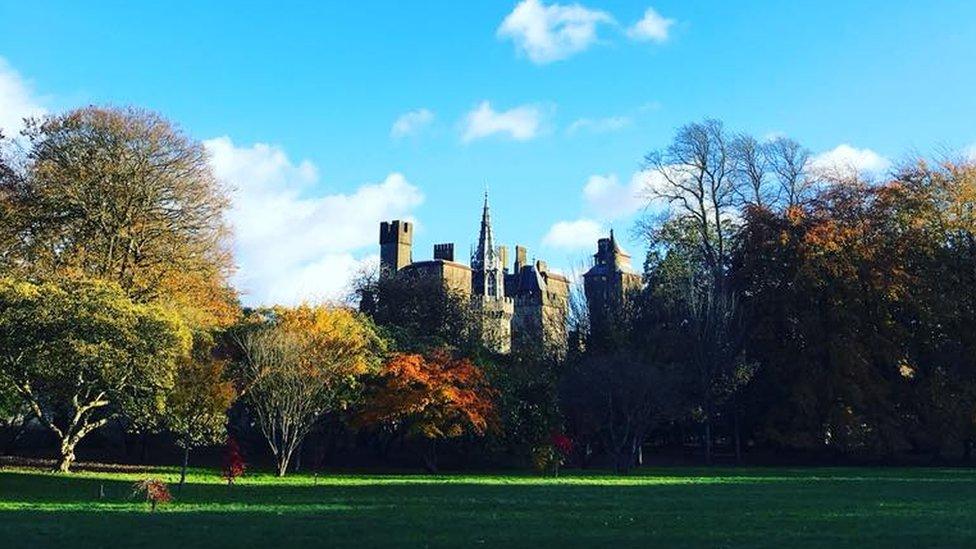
[379,220,412,277]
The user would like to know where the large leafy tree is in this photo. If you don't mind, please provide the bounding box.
[733,178,923,456]
[0,107,237,328]
[0,277,190,472]
[236,305,383,476]
[359,348,495,472]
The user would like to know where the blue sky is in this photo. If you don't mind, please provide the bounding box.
[2,1,975,304]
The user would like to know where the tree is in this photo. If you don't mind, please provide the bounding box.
[1,107,237,328]
[0,375,28,455]
[485,353,562,465]
[643,119,738,288]
[641,120,756,464]
[164,335,236,488]
[0,277,189,472]
[765,136,813,209]
[733,178,915,456]
[730,133,772,209]
[358,348,495,472]
[354,267,481,354]
[236,305,383,476]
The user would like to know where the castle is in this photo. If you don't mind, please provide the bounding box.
[378,193,641,354]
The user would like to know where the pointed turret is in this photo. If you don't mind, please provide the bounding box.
[471,191,505,298]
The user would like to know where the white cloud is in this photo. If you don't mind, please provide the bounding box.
[205,136,424,306]
[627,7,675,43]
[461,101,543,143]
[390,108,434,139]
[567,116,631,135]
[582,171,658,219]
[964,143,976,162]
[542,218,605,249]
[0,56,47,136]
[810,144,891,179]
[497,0,614,64]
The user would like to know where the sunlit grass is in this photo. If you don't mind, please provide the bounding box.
[1,465,975,547]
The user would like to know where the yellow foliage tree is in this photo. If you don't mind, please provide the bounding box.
[236,305,383,476]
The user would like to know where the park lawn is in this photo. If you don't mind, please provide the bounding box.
[1,466,975,548]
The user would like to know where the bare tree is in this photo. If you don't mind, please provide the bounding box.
[236,306,381,476]
[765,136,813,209]
[642,120,755,464]
[730,134,772,208]
[643,119,738,288]
[237,329,311,477]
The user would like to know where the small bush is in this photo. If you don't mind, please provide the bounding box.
[132,478,172,512]
[531,432,574,477]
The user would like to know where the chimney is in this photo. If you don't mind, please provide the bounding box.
[515,245,527,273]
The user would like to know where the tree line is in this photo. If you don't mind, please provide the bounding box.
[0,107,973,476]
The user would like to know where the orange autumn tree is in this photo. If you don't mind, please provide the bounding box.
[359,348,495,472]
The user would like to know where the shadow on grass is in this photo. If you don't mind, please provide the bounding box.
[2,469,976,548]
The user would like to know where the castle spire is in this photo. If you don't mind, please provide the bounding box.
[472,188,503,297]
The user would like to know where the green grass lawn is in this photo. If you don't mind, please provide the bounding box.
[1,465,975,548]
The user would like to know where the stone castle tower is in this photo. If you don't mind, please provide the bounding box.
[582,229,642,329]
[379,220,412,276]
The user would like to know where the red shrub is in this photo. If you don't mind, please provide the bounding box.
[222,436,246,484]
[551,431,573,458]
[132,478,172,512]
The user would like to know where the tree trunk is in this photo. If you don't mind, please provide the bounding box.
[733,401,742,465]
[422,439,438,473]
[140,432,150,464]
[179,447,190,488]
[56,439,76,473]
[704,417,713,465]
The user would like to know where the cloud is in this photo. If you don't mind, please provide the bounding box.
[497,0,614,64]
[810,144,891,178]
[205,136,423,306]
[390,108,434,139]
[582,171,658,219]
[461,101,543,143]
[542,218,605,250]
[567,116,631,135]
[626,7,675,43]
[964,143,976,162]
[0,56,47,136]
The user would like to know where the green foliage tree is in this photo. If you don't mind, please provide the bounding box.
[481,351,563,467]
[0,277,190,472]
[165,333,236,487]
[355,267,482,354]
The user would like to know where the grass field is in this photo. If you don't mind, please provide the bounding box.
[1,466,975,547]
